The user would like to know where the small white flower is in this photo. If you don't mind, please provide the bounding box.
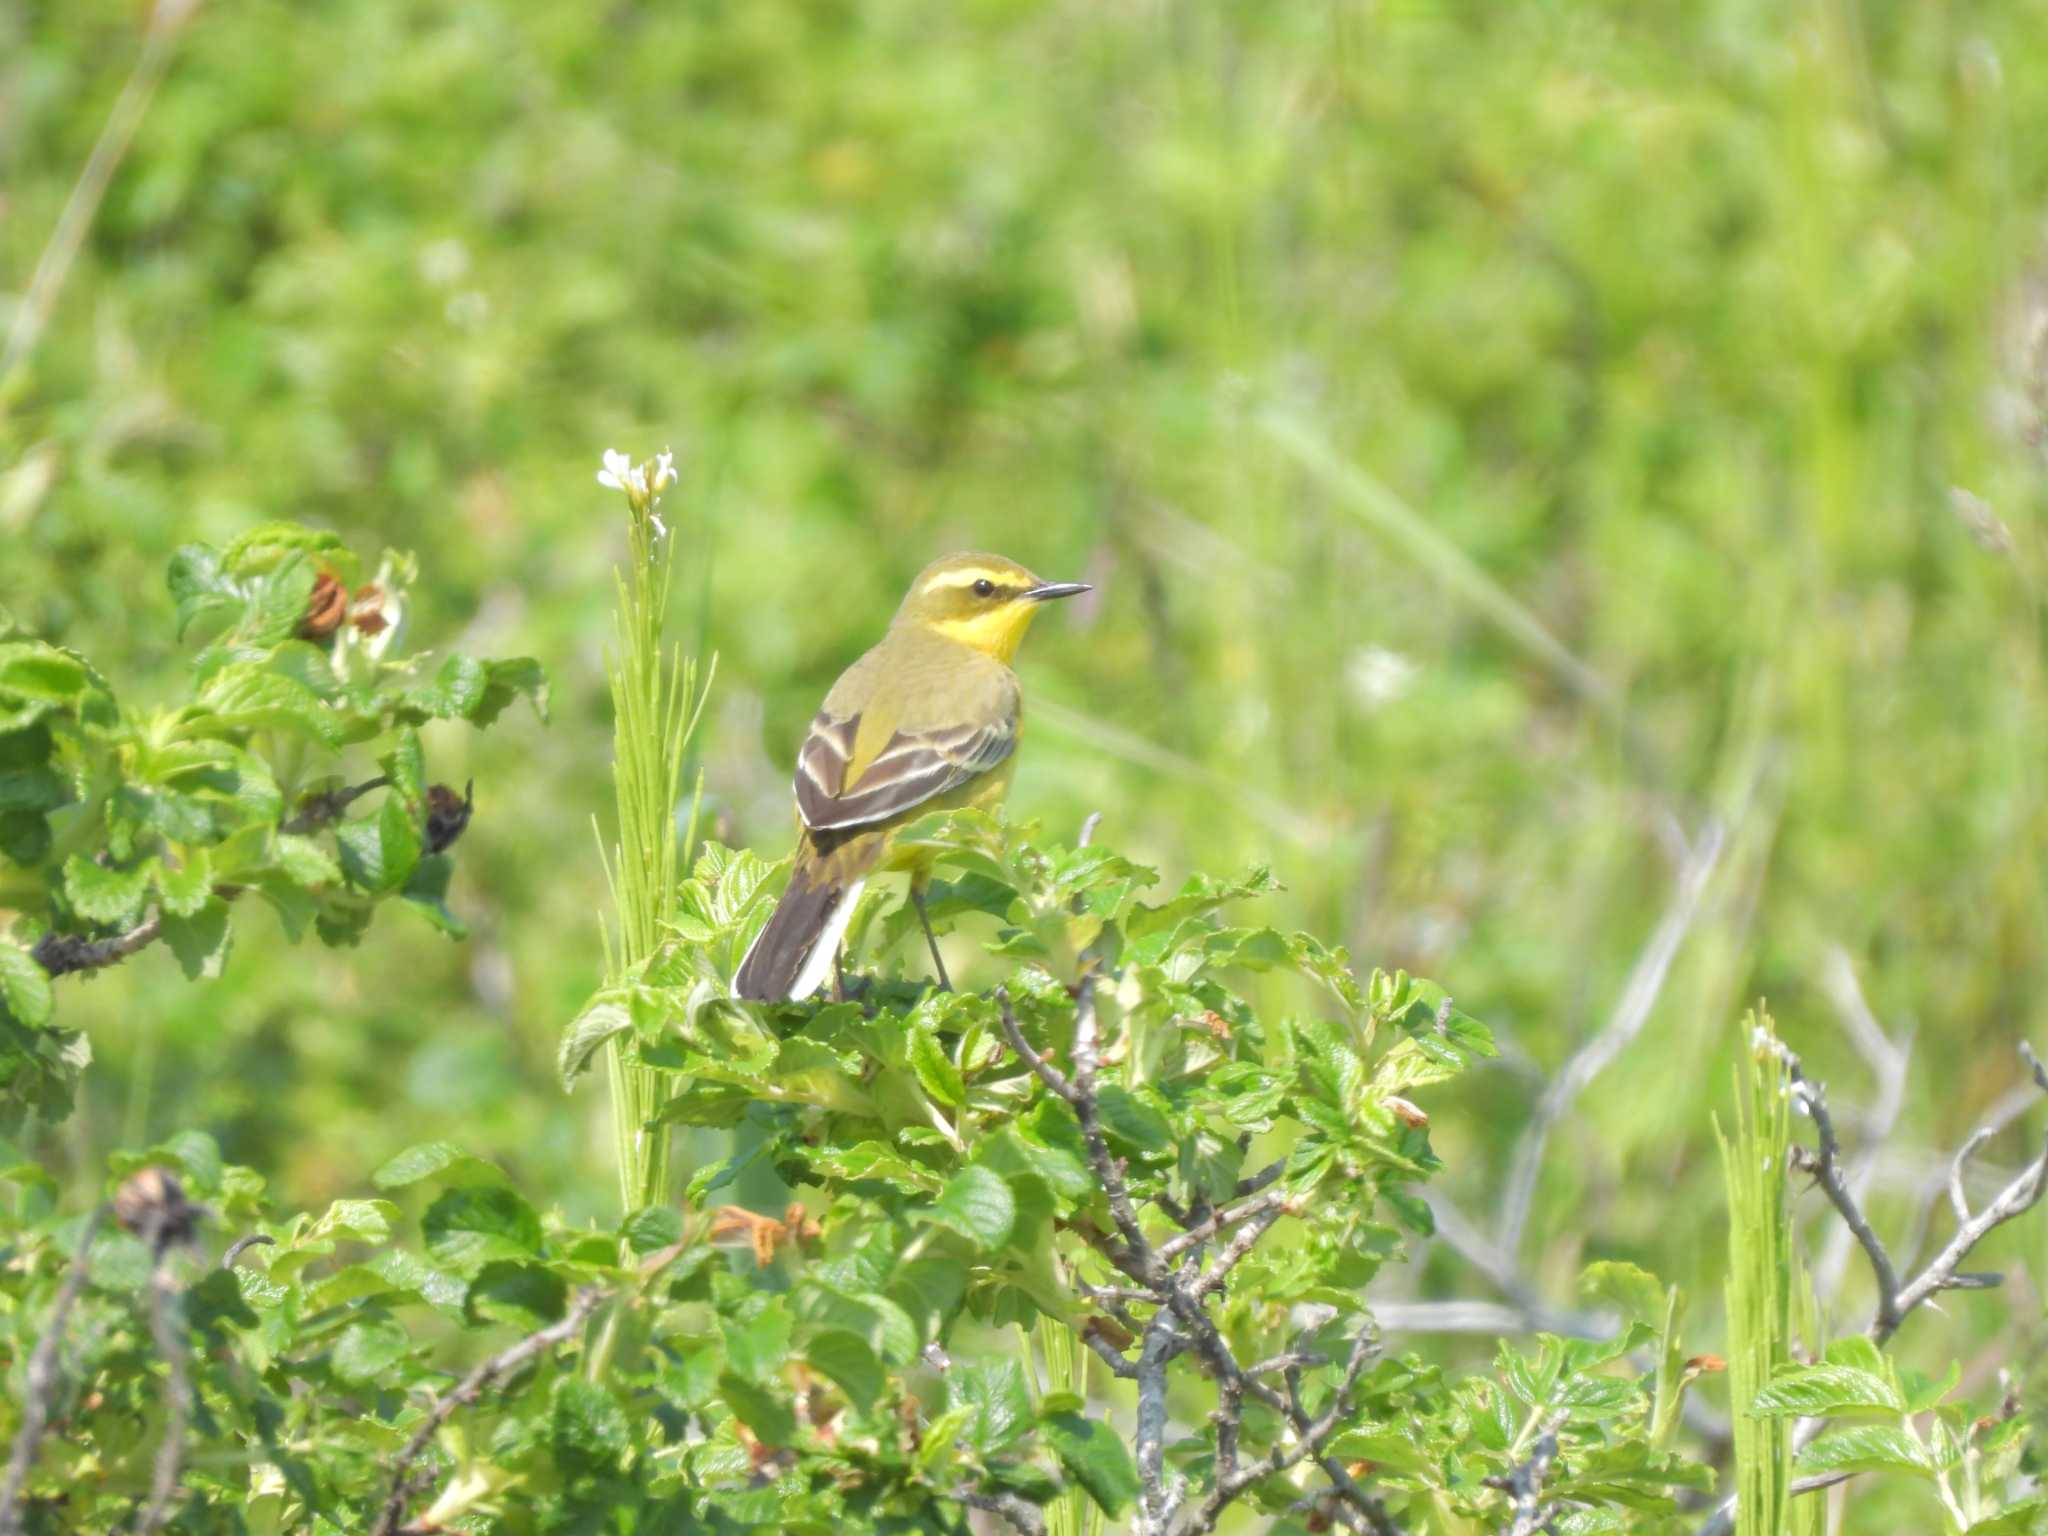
[596,449,638,494]
[1345,646,1418,711]
[650,448,677,496]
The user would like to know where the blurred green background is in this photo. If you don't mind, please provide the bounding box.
[7,0,2048,1406]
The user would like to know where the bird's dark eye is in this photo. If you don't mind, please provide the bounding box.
[972,578,995,597]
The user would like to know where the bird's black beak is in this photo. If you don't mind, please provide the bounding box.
[1025,581,1092,602]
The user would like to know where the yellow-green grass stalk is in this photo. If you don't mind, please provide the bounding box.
[1715,1007,1822,1536]
[595,449,713,1213]
[1027,1317,1102,1536]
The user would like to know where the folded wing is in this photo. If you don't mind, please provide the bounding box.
[795,708,1016,832]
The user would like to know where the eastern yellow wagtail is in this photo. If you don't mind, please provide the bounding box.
[735,552,1089,1001]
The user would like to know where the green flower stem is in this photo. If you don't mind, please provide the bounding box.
[600,485,710,1213]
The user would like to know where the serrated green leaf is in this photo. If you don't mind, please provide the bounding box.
[925,1165,1015,1250]
[331,1318,410,1385]
[466,1260,568,1331]
[156,849,213,917]
[558,998,631,1089]
[951,1358,1033,1454]
[915,1404,977,1476]
[1581,1261,1668,1330]
[195,664,343,748]
[908,1021,966,1108]
[162,898,232,980]
[0,942,53,1028]
[723,1299,795,1384]
[551,1376,630,1477]
[423,1185,543,1275]
[1964,1496,2048,1535]
[379,728,426,809]
[1751,1363,1903,1418]
[804,1140,943,1192]
[1094,1084,1172,1155]
[621,1204,683,1255]
[372,1141,508,1189]
[308,1197,397,1243]
[718,1372,795,1445]
[63,855,153,926]
[1043,1411,1141,1517]
[805,1328,884,1412]
[273,833,342,887]
[1794,1424,1933,1477]
[475,657,550,726]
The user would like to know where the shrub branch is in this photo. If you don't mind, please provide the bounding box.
[997,986,1404,1536]
[0,1208,106,1536]
[371,1287,606,1536]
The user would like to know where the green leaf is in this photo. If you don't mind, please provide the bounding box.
[951,1358,1033,1454]
[475,657,550,726]
[331,1318,410,1385]
[925,1165,1016,1250]
[0,942,53,1028]
[914,1404,976,1476]
[718,1372,795,1445]
[162,897,232,980]
[1795,1425,1933,1478]
[1965,1496,2048,1535]
[550,1377,631,1478]
[167,544,239,638]
[907,1020,966,1108]
[1580,1261,1667,1330]
[1750,1364,1903,1418]
[372,1141,509,1190]
[1094,1085,1172,1155]
[335,794,421,895]
[621,1204,683,1256]
[805,1328,884,1413]
[1042,1411,1142,1517]
[722,1300,794,1384]
[400,853,466,937]
[272,833,342,887]
[195,664,343,748]
[156,848,214,918]
[307,1197,398,1243]
[423,1185,544,1275]
[558,998,632,1088]
[63,855,153,926]
[380,727,426,809]
[803,1140,943,1192]
[466,1261,568,1331]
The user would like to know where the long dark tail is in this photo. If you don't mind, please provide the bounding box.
[734,845,868,1002]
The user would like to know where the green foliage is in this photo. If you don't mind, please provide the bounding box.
[0,528,544,1124]
[1750,1342,2040,1533]
[4,823,1737,1532]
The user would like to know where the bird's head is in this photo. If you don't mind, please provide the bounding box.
[893,552,1091,662]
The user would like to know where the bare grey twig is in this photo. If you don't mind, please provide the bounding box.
[997,980,1403,1536]
[133,1228,192,1535]
[281,776,391,835]
[220,1233,276,1270]
[1485,1412,1566,1536]
[0,1208,107,1536]
[370,1287,606,1536]
[1497,817,1725,1257]
[0,0,201,398]
[1698,1039,2048,1536]
[1811,948,1913,1302]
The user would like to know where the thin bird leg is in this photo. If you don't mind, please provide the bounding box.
[912,888,952,992]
